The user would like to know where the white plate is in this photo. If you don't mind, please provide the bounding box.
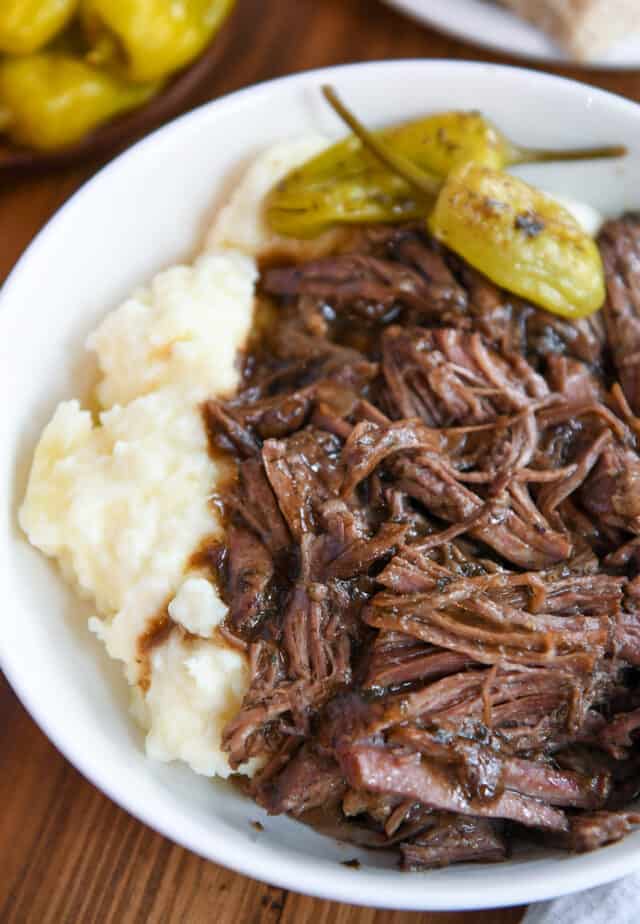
[2,60,640,911]
[385,0,640,69]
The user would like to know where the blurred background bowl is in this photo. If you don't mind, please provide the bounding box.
[0,16,235,174]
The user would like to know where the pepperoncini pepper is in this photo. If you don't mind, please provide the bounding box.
[268,97,624,240]
[428,163,605,319]
[0,0,78,55]
[0,53,157,150]
[317,85,606,320]
[267,165,431,238]
[267,95,444,238]
[368,110,625,177]
[81,0,236,83]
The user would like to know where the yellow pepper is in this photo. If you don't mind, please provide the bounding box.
[429,163,605,319]
[81,0,236,84]
[267,165,431,238]
[0,0,78,55]
[367,110,624,177]
[267,91,442,239]
[0,53,157,150]
[268,92,624,240]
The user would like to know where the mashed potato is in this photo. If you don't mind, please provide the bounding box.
[21,138,331,780]
[21,391,218,630]
[89,252,257,409]
[144,632,256,777]
[21,252,257,776]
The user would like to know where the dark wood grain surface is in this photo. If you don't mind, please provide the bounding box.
[3,1,640,920]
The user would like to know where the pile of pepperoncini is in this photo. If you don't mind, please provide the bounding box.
[267,85,628,320]
[0,0,235,151]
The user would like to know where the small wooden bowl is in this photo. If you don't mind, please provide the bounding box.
[0,33,229,174]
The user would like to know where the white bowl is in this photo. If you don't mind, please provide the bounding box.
[2,60,640,912]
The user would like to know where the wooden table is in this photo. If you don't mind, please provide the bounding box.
[2,2,640,921]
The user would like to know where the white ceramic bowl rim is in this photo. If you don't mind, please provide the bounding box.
[2,60,640,911]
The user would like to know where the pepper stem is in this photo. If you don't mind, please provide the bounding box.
[512,144,627,166]
[321,85,439,198]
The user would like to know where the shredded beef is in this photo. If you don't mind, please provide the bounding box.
[341,744,569,832]
[554,811,640,852]
[253,745,346,816]
[225,525,274,632]
[599,214,640,413]
[381,325,547,426]
[203,219,640,870]
[263,254,445,320]
[400,815,506,870]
